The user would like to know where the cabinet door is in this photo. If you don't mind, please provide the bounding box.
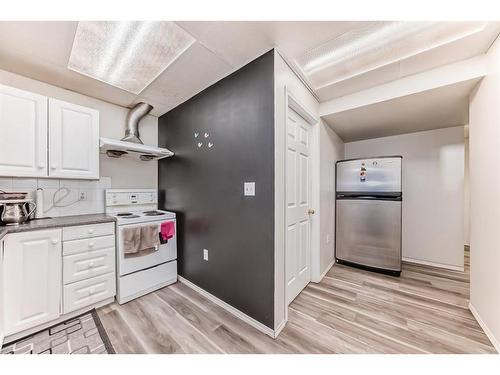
[3,229,62,335]
[0,84,48,177]
[49,98,99,179]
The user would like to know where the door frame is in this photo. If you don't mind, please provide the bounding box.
[281,88,320,327]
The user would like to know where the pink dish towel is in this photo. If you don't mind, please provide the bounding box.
[160,221,175,242]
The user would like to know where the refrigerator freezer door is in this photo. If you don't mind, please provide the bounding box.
[336,199,401,271]
[336,157,402,193]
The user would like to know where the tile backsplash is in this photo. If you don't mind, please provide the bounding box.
[0,176,111,217]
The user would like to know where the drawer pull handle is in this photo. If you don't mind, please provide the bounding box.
[51,238,59,245]
[88,262,95,268]
[88,229,94,234]
[89,288,95,295]
[88,242,95,248]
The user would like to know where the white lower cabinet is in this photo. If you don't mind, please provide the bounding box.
[3,229,62,336]
[63,246,115,284]
[62,224,116,314]
[63,273,115,314]
[1,223,116,340]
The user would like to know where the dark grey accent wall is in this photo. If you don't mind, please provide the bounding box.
[158,50,275,328]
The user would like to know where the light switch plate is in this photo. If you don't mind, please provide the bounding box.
[203,249,209,261]
[244,182,255,196]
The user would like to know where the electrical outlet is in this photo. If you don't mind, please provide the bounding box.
[203,249,209,261]
[79,192,87,201]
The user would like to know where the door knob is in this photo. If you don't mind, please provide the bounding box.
[51,238,59,245]
[307,209,315,215]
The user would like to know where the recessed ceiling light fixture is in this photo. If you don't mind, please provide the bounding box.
[295,21,488,89]
[68,21,195,94]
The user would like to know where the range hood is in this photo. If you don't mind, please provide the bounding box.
[100,137,173,161]
[99,102,173,161]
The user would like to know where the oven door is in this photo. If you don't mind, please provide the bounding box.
[117,220,177,276]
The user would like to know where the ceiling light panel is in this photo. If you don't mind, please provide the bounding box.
[68,21,195,94]
[295,21,488,89]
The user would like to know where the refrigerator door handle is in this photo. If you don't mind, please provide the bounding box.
[336,194,402,201]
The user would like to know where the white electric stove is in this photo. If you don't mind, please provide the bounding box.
[105,189,177,304]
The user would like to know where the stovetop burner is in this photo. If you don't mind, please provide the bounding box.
[121,214,140,219]
[143,210,165,216]
[117,212,133,217]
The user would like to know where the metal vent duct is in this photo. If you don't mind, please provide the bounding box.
[121,102,153,144]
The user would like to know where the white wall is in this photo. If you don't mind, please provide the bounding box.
[274,51,345,331]
[318,120,344,279]
[274,50,320,331]
[464,131,470,246]
[0,68,158,216]
[345,126,465,270]
[469,35,500,352]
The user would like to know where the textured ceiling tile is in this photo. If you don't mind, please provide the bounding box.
[137,42,233,116]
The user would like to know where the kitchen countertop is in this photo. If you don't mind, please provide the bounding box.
[0,214,116,241]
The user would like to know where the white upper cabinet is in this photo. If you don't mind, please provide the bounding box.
[0,84,100,180]
[49,98,100,179]
[3,229,62,335]
[0,84,48,177]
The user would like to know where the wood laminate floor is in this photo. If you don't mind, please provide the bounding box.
[98,248,496,354]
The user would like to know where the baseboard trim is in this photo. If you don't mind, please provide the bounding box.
[178,276,275,338]
[402,257,464,271]
[274,319,287,338]
[312,259,335,283]
[469,302,500,353]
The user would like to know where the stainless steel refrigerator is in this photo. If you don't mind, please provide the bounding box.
[335,156,402,275]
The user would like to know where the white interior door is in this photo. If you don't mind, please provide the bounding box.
[286,107,312,305]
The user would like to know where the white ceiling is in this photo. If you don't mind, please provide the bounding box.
[0,21,497,126]
[294,22,500,101]
[0,21,361,116]
[322,78,479,142]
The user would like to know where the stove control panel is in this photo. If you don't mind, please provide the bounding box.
[105,189,157,207]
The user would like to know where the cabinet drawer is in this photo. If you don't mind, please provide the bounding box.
[63,235,115,256]
[63,248,115,285]
[63,222,115,241]
[63,273,115,314]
